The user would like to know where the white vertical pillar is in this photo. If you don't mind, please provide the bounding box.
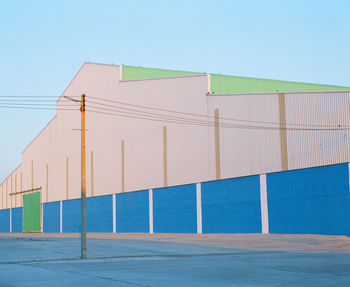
[196,183,202,234]
[113,194,116,233]
[149,189,153,234]
[260,174,269,234]
[41,203,44,233]
[348,163,350,193]
[9,208,12,233]
[60,200,63,233]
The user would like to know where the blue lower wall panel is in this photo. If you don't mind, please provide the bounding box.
[43,202,60,233]
[62,199,81,233]
[202,176,262,233]
[0,209,10,232]
[11,207,22,232]
[267,163,350,235]
[116,190,149,233]
[153,184,197,233]
[87,195,113,233]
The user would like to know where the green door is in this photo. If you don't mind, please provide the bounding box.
[23,191,41,232]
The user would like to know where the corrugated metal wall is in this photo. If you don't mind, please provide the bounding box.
[0,64,349,211]
[285,91,350,170]
[1,162,350,235]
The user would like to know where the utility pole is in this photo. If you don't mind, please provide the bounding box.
[64,94,87,259]
[80,94,87,259]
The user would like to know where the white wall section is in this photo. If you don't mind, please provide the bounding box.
[60,201,62,233]
[260,174,269,234]
[196,183,202,234]
[149,189,153,234]
[348,163,350,193]
[112,194,116,233]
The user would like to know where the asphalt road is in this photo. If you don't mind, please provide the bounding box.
[0,233,350,286]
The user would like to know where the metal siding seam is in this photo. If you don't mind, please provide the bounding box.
[113,194,116,233]
[196,183,202,234]
[60,201,63,233]
[278,93,288,171]
[149,189,154,234]
[214,109,221,179]
[260,174,269,234]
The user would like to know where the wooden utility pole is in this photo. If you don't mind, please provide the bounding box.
[64,94,87,259]
[81,94,87,259]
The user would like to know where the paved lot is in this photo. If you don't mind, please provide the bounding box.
[1,233,350,286]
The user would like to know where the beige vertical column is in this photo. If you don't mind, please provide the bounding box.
[31,160,34,189]
[15,174,17,208]
[278,93,288,171]
[163,126,168,187]
[121,140,125,192]
[20,173,22,206]
[66,157,69,200]
[91,151,94,197]
[46,164,49,202]
[214,109,221,180]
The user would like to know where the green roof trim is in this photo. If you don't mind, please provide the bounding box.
[122,65,199,80]
[122,65,349,94]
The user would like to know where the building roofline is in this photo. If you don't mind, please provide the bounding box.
[22,115,57,154]
[207,90,350,97]
[0,163,22,186]
[120,73,209,83]
[56,62,121,103]
[123,64,350,90]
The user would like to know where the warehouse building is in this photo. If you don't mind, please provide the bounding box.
[1,63,350,235]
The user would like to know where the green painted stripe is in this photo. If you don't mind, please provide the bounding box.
[122,65,349,93]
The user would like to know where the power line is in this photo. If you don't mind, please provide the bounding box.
[0,96,59,98]
[0,99,59,102]
[0,105,77,111]
[87,103,227,127]
[86,101,349,131]
[0,102,77,107]
[86,106,349,131]
[0,95,349,131]
[86,96,348,129]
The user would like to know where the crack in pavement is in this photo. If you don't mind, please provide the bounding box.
[0,250,276,265]
[13,262,149,287]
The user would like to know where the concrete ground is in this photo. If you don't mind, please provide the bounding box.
[1,233,350,286]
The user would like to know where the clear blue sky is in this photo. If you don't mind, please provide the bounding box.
[0,0,349,182]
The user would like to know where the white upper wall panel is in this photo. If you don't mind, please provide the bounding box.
[285,91,350,170]
[208,93,281,178]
